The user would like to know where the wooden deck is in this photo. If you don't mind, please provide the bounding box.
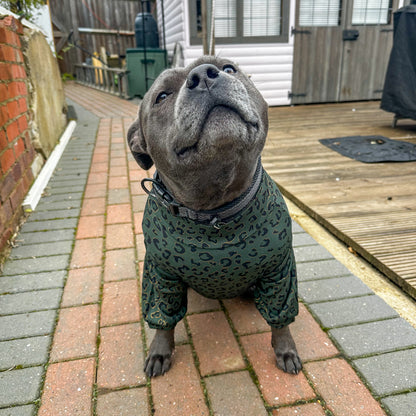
[263,101,416,300]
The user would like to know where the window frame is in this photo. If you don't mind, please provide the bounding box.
[189,0,290,45]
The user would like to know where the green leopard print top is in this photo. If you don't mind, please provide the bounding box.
[141,169,298,330]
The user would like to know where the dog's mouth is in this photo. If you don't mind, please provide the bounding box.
[175,105,259,159]
[176,141,199,159]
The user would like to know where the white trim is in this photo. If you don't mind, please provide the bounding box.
[183,0,191,48]
[22,120,77,212]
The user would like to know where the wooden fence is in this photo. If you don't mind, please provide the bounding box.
[49,0,157,74]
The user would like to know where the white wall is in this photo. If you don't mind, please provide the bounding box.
[157,0,186,60]
[31,4,55,53]
[184,44,294,106]
[0,4,54,52]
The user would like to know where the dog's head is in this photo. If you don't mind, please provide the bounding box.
[127,56,268,209]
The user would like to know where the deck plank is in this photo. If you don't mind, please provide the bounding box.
[264,101,416,299]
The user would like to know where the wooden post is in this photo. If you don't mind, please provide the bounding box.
[201,0,208,55]
[69,0,82,69]
[209,0,215,55]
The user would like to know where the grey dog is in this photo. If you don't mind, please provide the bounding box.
[127,56,302,378]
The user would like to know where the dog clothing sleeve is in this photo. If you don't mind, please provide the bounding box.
[254,248,298,329]
[142,257,188,330]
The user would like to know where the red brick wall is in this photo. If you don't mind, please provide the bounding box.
[0,16,36,253]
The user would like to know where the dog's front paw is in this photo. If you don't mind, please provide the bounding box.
[271,326,302,375]
[275,350,302,375]
[144,351,173,378]
[144,329,175,378]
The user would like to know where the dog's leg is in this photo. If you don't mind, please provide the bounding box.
[144,328,175,378]
[271,325,302,374]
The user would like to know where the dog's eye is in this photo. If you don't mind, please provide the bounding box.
[155,92,169,104]
[223,65,237,74]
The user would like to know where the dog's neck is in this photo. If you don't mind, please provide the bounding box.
[156,157,260,212]
[143,158,262,226]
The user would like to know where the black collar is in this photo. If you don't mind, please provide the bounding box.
[141,159,263,228]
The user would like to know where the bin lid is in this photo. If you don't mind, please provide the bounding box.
[126,48,166,54]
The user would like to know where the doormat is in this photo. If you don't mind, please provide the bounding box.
[319,135,416,163]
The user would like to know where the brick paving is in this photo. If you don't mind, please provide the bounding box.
[0,82,416,415]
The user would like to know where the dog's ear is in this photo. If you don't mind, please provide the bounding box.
[127,116,154,170]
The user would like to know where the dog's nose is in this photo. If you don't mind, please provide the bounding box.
[187,64,220,90]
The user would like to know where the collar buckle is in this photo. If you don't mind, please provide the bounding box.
[168,203,180,216]
[209,216,223,229]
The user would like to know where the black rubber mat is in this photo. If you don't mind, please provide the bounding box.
[319,135,416,163]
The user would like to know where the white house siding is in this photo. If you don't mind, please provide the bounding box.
[156,0,186,60]
[184,44,294,106]
[157,0,296,106]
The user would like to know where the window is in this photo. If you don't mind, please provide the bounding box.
[243,0,282,36]
[352,0,392,25]
[215,0,237,37]
[189,0,289,44]
[299,0,342,27]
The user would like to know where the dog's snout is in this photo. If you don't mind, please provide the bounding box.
[187,64,220,90]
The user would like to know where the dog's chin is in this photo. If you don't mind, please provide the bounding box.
[176,107,259,162]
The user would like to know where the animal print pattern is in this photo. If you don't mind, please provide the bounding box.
[141,169,298,330]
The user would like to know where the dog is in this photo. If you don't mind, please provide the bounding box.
[127,56,302,378]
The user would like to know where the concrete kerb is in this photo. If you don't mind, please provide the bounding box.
[22,120,77,212]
